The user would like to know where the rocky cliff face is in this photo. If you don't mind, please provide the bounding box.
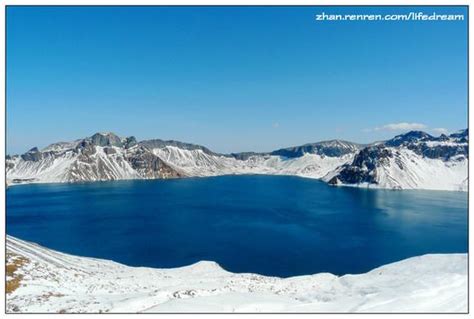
[328,146,393,185]
[328,130,468,191]
[7,133,182,183]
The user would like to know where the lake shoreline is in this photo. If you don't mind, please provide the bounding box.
[6,172,468,192]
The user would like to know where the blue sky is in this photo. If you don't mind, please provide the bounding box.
[7,6,468,154]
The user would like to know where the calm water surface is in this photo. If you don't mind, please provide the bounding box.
[6,175,468,277]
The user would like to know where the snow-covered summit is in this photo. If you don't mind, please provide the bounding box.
[385,130,435,147]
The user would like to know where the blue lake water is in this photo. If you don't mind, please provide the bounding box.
[6,175,468,277]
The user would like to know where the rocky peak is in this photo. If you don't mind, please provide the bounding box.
[89,132,123,147]
[449,129,468,142]
[384,129,467,160]
[351,145,393,169]
[438,134,449,141]
[328,145,393,186]
[123,136,138,149]
[21,147,42,162]
[75,139,96,156]
[385,131,434,147]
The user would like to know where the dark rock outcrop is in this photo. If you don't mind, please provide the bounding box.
[123,136,138,149]
[449,129,468,143]
[126,146,182,179]
[385,131,434,147]
[329,145,393,185]
[75,140,96,156]
[384,130,468,160]
[21,147,43,162]
[89,133,123,147]
[103,147,117,155]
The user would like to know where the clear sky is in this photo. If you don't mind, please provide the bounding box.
[7,6,468,154]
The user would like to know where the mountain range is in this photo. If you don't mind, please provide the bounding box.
[6,129,468,191]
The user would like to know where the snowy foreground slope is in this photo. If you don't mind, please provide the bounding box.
[7,129,468,191]
[6,236,467,313]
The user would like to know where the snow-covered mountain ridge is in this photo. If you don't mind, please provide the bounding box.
[328,129,468,191]
[6,129,468,191]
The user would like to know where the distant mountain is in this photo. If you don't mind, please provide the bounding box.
[140,139,218,156]
[6,129,468,191]
[385,130,435,147]
[382,130,468,160]
[270,140,365,158]
[446,129,468,142]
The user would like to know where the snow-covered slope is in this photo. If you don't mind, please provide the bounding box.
[151,146,354,179]
[328,148,468,191]
[6,133,181,184]
[6,236,467,313]
[6,130,468,191]
[328,130,468,191]
[270,139,364,158]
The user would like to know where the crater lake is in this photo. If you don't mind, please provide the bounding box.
[6,175,468,277]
